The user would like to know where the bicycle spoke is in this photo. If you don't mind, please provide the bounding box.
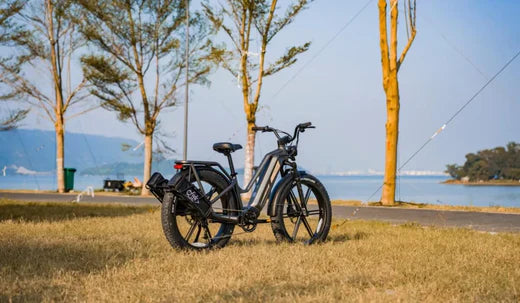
[292,216,302,240]
[194,225,202,243]
[185,221,198,241]
[204,225,213,244]
[205,187,216,199]
[296,182,308,211]
[307,209,321,216]
[303,187,311,209]
[289,190,302,211]
[301,216,314,238]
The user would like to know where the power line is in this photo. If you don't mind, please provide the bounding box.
[269,0,375,102]
[422,13,488,80]
[366,47,520,202]
[225,0,374,162]
[400,47,520,170]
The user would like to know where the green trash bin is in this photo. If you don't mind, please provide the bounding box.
[64,168,77,192]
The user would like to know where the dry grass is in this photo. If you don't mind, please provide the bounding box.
[1,200,519,302]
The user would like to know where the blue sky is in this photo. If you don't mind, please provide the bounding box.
[13,0,520,174]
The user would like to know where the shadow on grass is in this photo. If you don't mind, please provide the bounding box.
[0,239,138,303]
[0,239,136,276]
[0,285,66,303]
[230,237,280,247]
[328,231,369,242]
[0,241,118,301]
[0,201,157,223]
[203,277,351,301]
[228,231,368,247]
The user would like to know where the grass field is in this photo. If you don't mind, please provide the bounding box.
[1,200,519,302]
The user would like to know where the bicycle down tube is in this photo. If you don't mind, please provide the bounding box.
[208,149,287,224]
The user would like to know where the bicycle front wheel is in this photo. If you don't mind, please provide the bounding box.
[271,173,331,244]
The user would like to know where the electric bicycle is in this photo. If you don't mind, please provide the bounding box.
[146,122,332,250]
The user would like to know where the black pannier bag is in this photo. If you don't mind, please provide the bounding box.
[146,172,168,202]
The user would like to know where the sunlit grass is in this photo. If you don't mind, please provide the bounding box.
[0,200,519,302]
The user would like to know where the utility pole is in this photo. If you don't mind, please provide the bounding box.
[183,0,189,160]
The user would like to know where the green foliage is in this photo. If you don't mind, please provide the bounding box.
[0,109,29,131]
[0,1,30,129]
[76,0,213,136]
[264,42,311,77]
[202,0,312,92]
[0,0,88,122]
[445,142,520,181]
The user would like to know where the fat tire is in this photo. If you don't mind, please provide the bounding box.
[270,173,331,244]
[161,169,237,250]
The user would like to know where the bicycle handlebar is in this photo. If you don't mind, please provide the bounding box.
[253,122,313,132]
[253,122,315,146]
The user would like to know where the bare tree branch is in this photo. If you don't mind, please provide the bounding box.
[63,77,87,112]
[0,108,29,131]
[65,105,100,120]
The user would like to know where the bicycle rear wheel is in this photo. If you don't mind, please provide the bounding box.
[161,169,238,250]
[271,173,331,244]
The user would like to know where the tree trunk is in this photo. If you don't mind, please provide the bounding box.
[55,118,65,193]
[47,0,66,193]
[243,122,256,199]
[141,134,153,196]
[381,77,400,205]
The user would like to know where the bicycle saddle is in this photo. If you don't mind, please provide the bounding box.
[213,142,243,154]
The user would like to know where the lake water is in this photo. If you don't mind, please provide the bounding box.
[1,174,519,208]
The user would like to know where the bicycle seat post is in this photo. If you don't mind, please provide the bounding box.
[225,152,237,178]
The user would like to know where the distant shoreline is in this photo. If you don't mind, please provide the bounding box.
[443,179,520,186]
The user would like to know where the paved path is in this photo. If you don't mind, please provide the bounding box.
[332,205,520,233]
[1,191,519,233]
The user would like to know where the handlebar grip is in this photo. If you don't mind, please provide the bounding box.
[252,126,267,132]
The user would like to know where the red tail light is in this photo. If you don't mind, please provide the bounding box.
[174,164,183,170]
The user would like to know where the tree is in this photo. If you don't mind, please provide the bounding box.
[0,0,89,192]
[0,0,28,131]
[445,164,462,180]
[76,0,212,195]
[203,0,311,193]
[378,0,416,205]
[445,142,520,181]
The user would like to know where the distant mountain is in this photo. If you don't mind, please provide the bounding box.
[0,129,143,173]
[81,162,243,178]
[81,161,177,177]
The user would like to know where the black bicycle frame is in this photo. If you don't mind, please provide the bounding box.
[173,148,292,224]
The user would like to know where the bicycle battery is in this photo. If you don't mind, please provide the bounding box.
[169,174,212,216]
